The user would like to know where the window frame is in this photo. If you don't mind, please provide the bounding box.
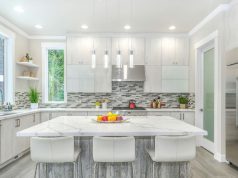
[0,24,15,104]
[41,42,67,104]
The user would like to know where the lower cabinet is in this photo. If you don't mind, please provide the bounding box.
[147,111,195,125]
[0,113,41,165]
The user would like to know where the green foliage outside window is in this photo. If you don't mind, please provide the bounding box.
[48,49,64,102]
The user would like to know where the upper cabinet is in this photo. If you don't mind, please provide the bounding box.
[161,37,189,66]
[67,37,111,65]
[112,38,145,65]
[145,38,162,65]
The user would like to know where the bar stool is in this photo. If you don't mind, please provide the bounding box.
[146,135,196,178]
[30,136,82,178]
[93,136,135,178]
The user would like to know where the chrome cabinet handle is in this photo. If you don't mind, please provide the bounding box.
[200,109,203,112]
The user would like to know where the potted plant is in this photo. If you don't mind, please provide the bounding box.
[28,87,39,109]
[178,96,189,109]
[95,101,101,109]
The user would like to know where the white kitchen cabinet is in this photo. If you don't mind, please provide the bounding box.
[0,119,15,164]
[161,66,189,93]
[161,37,188,66]
[170,112,181,120]
[41,112,51,122]
[67,65,95,92]
[161,38,176,65]
[94,66,112,93]
[112,37,145,65]
[145,38,162,65]
[175,37,189,65]
[67,37,93,65]
[182,112,195,125]
[144,66,162,92]
[51,112,68,119]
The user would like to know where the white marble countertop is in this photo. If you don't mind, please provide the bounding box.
[0,108,195,121]
[17,116,206,137]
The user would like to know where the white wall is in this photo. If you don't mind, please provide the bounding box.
[0,22,29,92]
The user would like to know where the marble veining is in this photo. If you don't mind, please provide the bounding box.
[17,116,206,137]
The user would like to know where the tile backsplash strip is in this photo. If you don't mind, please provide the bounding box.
[15,82,195,109]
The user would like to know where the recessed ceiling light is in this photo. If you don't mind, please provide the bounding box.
[14,6,24,13]
[34,24,43,29]
[81,24,88,29]
[169,25,176,30]
[124,25,131,30]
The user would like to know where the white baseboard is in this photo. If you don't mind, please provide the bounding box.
[214,153,227,162]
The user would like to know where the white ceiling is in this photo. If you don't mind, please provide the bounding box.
[0,0,231,35]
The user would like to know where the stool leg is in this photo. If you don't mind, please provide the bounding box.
[73,162,78,178]
[34,163,39,178]
[80,158,83,178]
[130,162,134,178]
[152,162,155,178]
[94,162,97,178]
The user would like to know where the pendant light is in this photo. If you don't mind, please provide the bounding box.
[91,0,96,69]
[104,50,109,68]
[92,49,96,69]
[129,0,134,68]
[129,38,134,68]
[116,50,122,68]
[104,0,109,69]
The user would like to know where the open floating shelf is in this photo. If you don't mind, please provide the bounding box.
[16,62,39,68]
[16,76,39,81]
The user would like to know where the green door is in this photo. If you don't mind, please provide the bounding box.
[203,48,215,142]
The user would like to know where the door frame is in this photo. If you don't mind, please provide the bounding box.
[195,31,225,162]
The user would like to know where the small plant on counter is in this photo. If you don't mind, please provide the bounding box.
[178,96,189,109]
[95,100,101,109]
[28,87,39,109]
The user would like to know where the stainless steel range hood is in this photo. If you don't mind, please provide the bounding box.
[112,65,145,81]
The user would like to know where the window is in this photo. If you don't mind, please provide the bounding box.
[42,43,66,103]
[0,25,15,104]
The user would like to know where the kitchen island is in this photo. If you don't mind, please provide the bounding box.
[17,116,206,178]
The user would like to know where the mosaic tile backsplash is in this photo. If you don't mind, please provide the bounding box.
[15,82,195,109]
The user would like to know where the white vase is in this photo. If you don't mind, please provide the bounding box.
[102,102,107,109]
[31,103,38,109]
[96,105,100,109]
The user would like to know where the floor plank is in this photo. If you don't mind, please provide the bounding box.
[0,147,238,178]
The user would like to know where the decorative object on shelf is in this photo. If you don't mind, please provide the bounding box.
[101,99,110,109]
[178,96,189,109]
[28,87,39,109]
[95,100,101,109]
[150,96,161,108]
[20,53,33,62]
[23,71,31,77]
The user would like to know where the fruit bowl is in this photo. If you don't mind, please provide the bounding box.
[93,112,129,123]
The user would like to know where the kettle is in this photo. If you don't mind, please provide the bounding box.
[129,100,136,109]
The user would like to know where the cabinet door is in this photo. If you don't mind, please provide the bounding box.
[94,66,112,93]
[41,112,51,122]
[0,119,15,164]
[175,37,189,65]
[162,38,176,65]
[145,38,162,65]
[67,65,95,92]
[144,66,162,92]
[170,112,182,120]
[182,112,195,125]
[132,38,145,65]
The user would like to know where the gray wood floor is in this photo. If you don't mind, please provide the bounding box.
[0,147,238,178]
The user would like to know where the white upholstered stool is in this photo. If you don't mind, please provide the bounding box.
[93,136,135,178]
[30,136,82,178]
[147,135,196,178]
